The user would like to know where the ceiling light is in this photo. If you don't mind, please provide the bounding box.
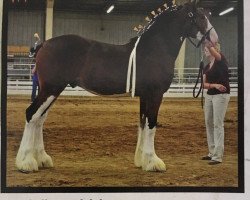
[219,7,234,16]
[106,5,115,14]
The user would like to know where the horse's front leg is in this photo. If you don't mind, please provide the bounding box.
[141,94,166,172]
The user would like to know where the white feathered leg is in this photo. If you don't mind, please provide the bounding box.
[141,121,166,172]
[33,112,53,168]
[16,120,39,172]
[16,96,55,172]
[134,126,144,167]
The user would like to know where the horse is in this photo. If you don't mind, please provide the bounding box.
[16,0,218,173]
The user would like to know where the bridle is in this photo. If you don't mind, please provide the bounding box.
[185,11,214,108]
[186,10,215,48]
[187,26,214,48]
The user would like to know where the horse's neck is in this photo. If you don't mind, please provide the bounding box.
[140,20,184,59]
[160,31,184,58]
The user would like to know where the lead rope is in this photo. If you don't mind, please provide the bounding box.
[193,48,204,108]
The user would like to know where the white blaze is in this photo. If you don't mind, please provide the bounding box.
[205,16,219,44]
[196,16,219,44]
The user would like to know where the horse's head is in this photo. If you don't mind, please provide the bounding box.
[179,0,218,45]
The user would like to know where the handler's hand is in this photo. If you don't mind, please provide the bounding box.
[204,39,214,48]
[215,84,227,92]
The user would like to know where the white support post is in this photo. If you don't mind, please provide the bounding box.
[45,0,54,40]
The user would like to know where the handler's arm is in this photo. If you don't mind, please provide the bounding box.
[208,46,221,61]
[204,40,221,61]
[203,74,210,89]
[203,74,227,92]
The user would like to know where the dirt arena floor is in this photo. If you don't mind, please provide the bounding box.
[6,95,238,188]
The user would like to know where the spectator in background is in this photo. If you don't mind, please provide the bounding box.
[29,33,41,102]
[29,33,41,57]
[31,64,39,102]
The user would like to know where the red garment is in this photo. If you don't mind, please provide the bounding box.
[203,53,230,95]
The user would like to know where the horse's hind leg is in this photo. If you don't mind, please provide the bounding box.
[16,84,65,172]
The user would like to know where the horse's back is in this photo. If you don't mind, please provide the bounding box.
[35,35,132,94]
[40,35,91,58]
[35,35,91,85]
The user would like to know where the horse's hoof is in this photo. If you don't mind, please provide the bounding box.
[16,152,39,172]
[16,163,39,172]
[18,169,31,174]
[142,154,166,172]
[134,160,142,168]
[36,151,53,168]
[145,160,166,172]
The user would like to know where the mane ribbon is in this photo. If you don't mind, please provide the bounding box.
[126,36,141,97]
[125,5,178,97]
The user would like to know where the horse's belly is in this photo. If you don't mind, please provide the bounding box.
[78,72,127,95]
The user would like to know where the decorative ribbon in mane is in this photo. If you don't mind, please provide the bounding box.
[126,36,141,97]
[125,4,178,97]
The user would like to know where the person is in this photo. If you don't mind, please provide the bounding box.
[29,33,40,58]
[31,64,39,102]
[201,41,230,165]
[29,33,41,102]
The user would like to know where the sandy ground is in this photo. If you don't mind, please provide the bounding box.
[5,95,238,188]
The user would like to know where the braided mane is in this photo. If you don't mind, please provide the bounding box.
[135,4,182,37]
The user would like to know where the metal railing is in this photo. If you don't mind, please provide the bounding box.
[7,57,238,97]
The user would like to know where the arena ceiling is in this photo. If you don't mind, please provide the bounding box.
[8,0,238,16]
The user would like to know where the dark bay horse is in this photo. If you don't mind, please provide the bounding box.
[16,1,218,172]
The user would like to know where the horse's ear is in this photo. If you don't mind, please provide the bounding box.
[189,0,198,10]
[189,0,196,6]
[188,0,198,7]
[189,0,197,4]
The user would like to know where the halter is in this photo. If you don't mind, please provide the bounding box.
[187,26,214,48]
[186,10,215,48]
[185,11,214,108]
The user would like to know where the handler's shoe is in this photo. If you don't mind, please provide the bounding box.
[201,156,211,160]
[208,160,221,165]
